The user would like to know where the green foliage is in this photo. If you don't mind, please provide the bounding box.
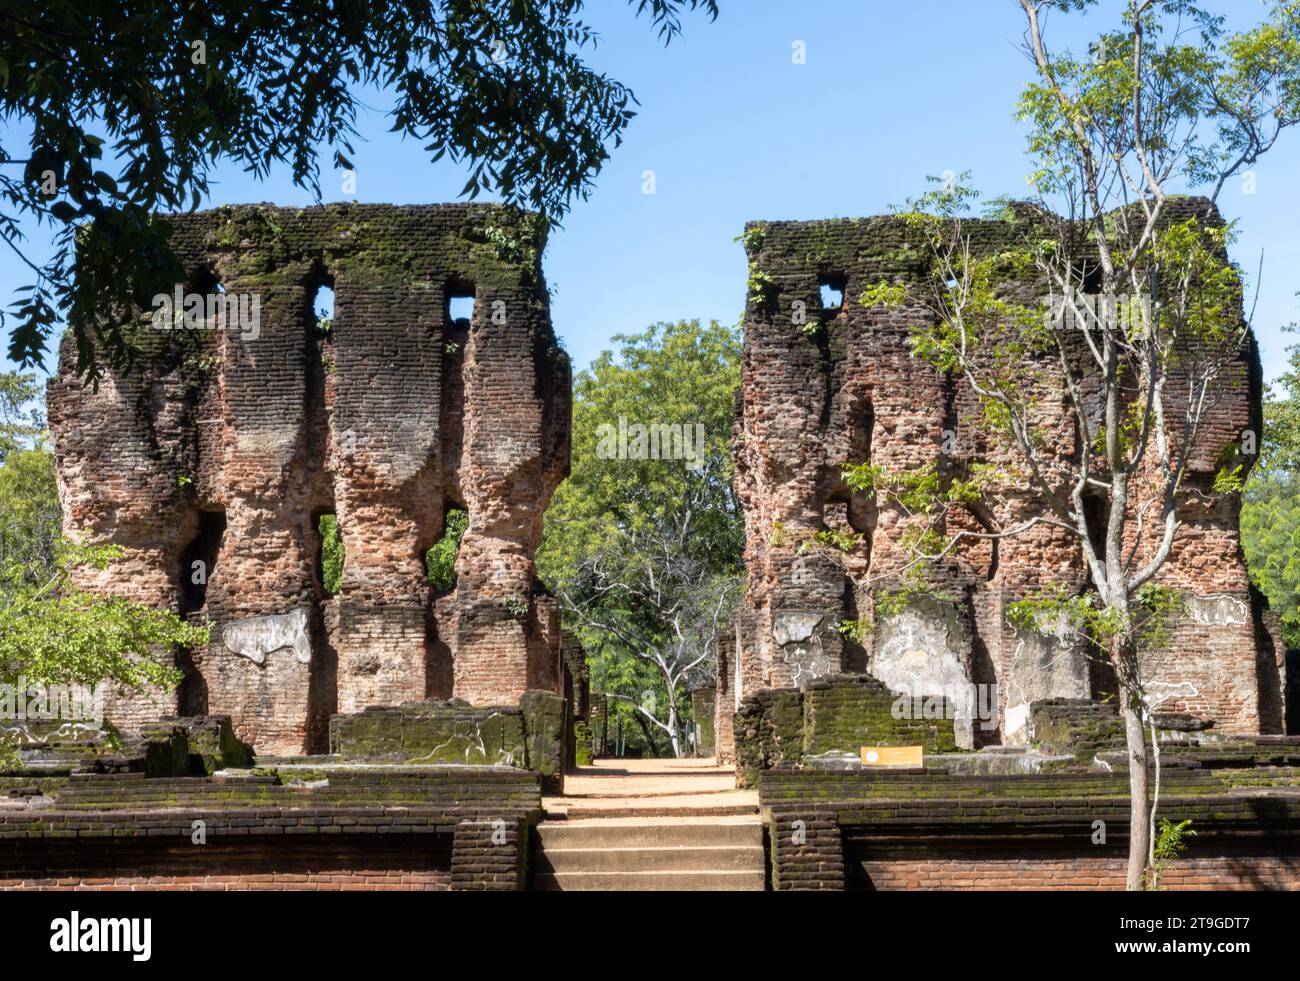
[1153,818,1196,862]
[1259,323,1300,477]
[1134,582,1187,651]
[1008,584,1122,647]
[873,590,913,621]
[538,320,743,590]
[0,446,59,584]
[0,372,59,585]
[0,374,212,709]
[499,595,529,618]
[737,225,776,309]
[1146,818,1197,890]
[426,508,468,593]
[0,540,201,698]
[318,515,344,596]
[857,282,906,309]
[0,373,44,464]
[1243,485,1300,649]
[747,269,775,308]
[0,0,719,378]
[0,376,59,582]
[1243,328,1300,648]
[537,320,744,753]
[1005,581,1185,652]
[1017,2,1300,202]
[802,528,862,555]
[837,616,872,643]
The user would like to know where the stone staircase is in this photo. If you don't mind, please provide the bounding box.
[532,758,766,891]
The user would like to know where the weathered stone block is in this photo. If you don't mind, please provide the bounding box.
[520,689,565,794]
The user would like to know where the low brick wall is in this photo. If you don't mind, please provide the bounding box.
[847,847,1300,890]
[0,836,456,891]
[0,765,542,892]
[761,768,1300,891]
[735,675,958,786]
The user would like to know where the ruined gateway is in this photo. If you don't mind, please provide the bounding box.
[724,196,1285,755]
[48,203,571,755]
[48,198,1284,763]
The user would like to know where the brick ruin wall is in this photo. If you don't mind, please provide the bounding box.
[760,766,1300,891]
[730,196,1286,745]
[48,203,571,756]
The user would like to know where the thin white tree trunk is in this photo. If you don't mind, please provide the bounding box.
[1122,691,1151,891]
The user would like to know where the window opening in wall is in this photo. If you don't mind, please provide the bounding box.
[318,513,344,595]
[312,284,335,336]
[819,275,844,311]
[426,507,468,593]
[179,509,227,611]
[448,291,475,326]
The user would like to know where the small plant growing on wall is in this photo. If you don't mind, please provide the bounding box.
[500,594,529,618]
[1145,819,1196,891]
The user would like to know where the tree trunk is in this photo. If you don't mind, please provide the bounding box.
[632,711,662,757]
[1122,687,1151,891]
[667,701,682,758]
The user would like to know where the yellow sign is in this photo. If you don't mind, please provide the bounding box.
[860,745,923,768]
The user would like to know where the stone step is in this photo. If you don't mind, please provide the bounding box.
[536,817,762,849]
[532,869,766,891]
[551,805,760,819]
[535,844,765,873]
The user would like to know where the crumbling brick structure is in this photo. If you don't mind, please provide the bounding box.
[730,197,1285,746]
[49,203,570,755]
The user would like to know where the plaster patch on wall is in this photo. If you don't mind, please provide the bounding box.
[1185,595,1248,626]
[1004,702,1031,741]
[1004,613,1090,746]
[772,611,822,646]
[223,608,312,666]
[1146,679,1200,710]
[872,597,973,746]
[772,610,835,685]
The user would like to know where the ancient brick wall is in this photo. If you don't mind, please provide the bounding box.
[48,203,571,754]
[0,838,456,891]
[0,764,542,891]
[732,196,1279,743]
[760,768,1300,890]
[847,850,1300,891]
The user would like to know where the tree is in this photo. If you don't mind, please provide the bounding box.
[1243,325,1300,649]
[0,0,718,379]
[0,371,57,580]
[0,371,205,764]
[537,320,744,757]
[829,0,1300,891]
[0,540,204,703]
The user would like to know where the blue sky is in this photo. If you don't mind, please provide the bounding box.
[3,0,1298,386]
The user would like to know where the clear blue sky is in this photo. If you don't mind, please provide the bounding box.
[3,0,1298,386]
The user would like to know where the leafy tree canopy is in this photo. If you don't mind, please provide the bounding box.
[1244,326,1300,648]
[537,320,743,755]
[0,0,718,379]
[0,371,203,740]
